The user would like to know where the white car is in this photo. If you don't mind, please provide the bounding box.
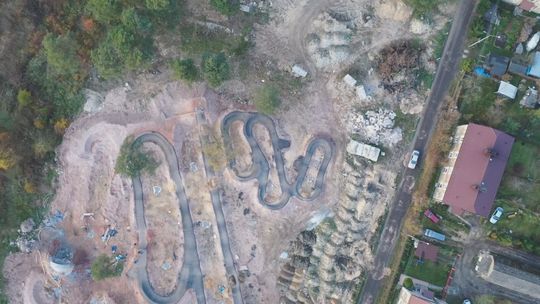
[463,299,472,304]
[407,150,420,169]
[489,207,504,224]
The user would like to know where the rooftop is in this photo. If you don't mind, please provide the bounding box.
[527,51,540,78]
[414,242,439,263]
[487,54,509,77]
[346,140,381,162]
[442,124,514,217]
[497,81,518,99]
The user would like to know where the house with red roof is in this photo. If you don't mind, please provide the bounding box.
[432,123,514,217]
[414,241,439,263]
[397,286,446,304]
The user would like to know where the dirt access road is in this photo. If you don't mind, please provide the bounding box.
[358,0,478,303]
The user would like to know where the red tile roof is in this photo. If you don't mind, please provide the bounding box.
[520,0,535,11]
[414,242,439,262]
[443,124,514,217]
[409,297,433,304]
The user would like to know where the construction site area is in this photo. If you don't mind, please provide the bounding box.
[1,0,458,303]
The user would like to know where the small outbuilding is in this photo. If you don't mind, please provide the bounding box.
[520,87,539,108]
[497,81,518,99]
[508,59,529,75]
[527,51,540,78]
[343,74,357,87]
[292,65,308,78]
[346,140,381,162]
[356,85,368,100]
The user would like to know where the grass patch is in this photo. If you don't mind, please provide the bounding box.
[179,23,249,56]
[486,199,540,255]
[394,110,420,142]
[403,247,451,286]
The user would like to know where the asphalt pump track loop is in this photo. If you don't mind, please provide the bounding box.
[221,111,334,209]
[132,132,206,304]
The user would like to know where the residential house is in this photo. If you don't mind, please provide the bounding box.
[433,124,514,217]
[397,287,446,304]
[503,0,540,13]
[520,87,539,108]
[487,54,509,77]
[508,58,529,75]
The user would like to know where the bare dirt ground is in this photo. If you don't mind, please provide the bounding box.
[140,143,184,296]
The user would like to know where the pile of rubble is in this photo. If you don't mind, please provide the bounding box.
[350,108,402,147]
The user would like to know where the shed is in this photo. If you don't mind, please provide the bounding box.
[495,33,507,48]
[527,51,540,78]
[292,65,308,78]
[483,4,500,25]
[508,59,528,75]
[487,54,509,77]
[343,74,357,87]
[520,87,539,108]
[497,81,518,99]
[414,241,439,262]
[346,140,381,162]
[356,85,368,99]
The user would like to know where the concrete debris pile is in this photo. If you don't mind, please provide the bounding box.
[278,163,392,304]
[306,12,354,68]
[350,108,402,147]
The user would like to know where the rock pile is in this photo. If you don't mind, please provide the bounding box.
[350,108,402,147]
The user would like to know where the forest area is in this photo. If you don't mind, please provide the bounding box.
[0,0,242,300]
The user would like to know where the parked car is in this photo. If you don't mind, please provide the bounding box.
[408,150,420,169]
[424,209,441,223]
[489,207,504,224]
[424,229,446,241]
[463,299,472,304]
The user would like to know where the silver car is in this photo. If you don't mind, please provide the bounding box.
[408,150,420,169]
[489,207,504,224]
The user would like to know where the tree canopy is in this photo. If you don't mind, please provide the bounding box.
[171,58,199,83]
[115,136,159,177]
[202,52,230,87]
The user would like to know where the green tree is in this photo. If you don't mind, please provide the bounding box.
[254,85,281,115]
[17,89,32,108]
[42,33,81,78]
[121,8,153,33]
[402,277,414,290]
[115,136,159,177]
[91,254,124,281]
[145,0,170,10]
[170,58,199,83]
[210,0,239,15]
[0,148,16,171]
[460,58,474,74]
[86,0,121,24]
[202,52,230,87]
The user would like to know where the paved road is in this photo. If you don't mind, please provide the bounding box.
[132,132,206,304]
[196,110,244,304]
[357,1,477,303]
[221,111,334,209]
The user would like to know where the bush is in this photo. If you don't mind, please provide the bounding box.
[115,136,159,177]
[403,277,414,290]
[16,89,32,108]
[91,254,123,281]
[254,85,281,115]
[210,0,239,15]
[170,58,199,83]
[42,32,81,78]
[202,52,230,87]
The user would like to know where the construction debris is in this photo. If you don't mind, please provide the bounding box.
[343,74,357,87]
[350,108,403,147]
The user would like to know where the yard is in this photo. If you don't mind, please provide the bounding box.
[486,199,540,255]
[403,241,454,287]
[420,203,471,238]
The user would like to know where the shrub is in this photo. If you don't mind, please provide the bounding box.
[91,254,123,281]
[170,58,199,83]
[115,136,159,177]
[403,277,414,290]
[202,52,230,87]
[17,89,32,108]
[210,0,239,15]
[254,85,281,115]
